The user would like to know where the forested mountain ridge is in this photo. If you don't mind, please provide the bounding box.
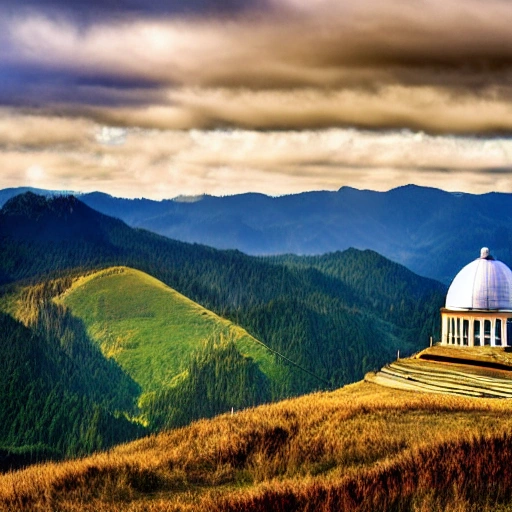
[1,185,507,284]
[0,307,143,470]
[269,250,442,333]
[0,192,445,465]
[0,192,445,389]
[0,187,73,208]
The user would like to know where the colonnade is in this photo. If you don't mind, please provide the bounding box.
[441,310,512,347]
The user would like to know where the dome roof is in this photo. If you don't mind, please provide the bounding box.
[446,248,512,311]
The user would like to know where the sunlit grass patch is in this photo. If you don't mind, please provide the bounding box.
[56,267,276,393]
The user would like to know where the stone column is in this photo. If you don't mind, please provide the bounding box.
[442,314,448,345]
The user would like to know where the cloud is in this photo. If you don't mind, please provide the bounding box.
[1,116,512,197]
[1,0,512,133]
[7,1,512,89]
[62,86,512,134]
[0,0,263,25]
[0,110,94,148]
[2,0,512,198]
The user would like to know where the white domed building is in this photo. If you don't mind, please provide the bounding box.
[441,248,512,347]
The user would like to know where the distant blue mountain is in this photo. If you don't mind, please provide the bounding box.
[0,187,76,206]
[2,184,511,283]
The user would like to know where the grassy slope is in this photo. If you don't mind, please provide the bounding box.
[5,380,512,511]
[56,267,278,393]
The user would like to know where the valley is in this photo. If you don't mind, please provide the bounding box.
[0,191,444,469]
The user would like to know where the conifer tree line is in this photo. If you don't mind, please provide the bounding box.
[0,311,144,470]
[146,335,271,430]
[0,193,446,468]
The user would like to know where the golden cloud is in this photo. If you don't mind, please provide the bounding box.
[2,114,512,197]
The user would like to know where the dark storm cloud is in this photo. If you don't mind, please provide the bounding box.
[477,167,512,175]
[2,0,265,23]
[0,67,167,111]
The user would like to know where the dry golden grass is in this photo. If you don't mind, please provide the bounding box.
[4,381,512,511]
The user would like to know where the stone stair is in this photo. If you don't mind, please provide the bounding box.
[366,358,512,398]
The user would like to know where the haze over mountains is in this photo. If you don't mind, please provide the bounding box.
[2,185,509,284]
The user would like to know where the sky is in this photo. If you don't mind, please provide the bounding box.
[2,0,512,199]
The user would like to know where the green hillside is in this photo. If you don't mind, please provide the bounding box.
[56,267,280,394]
[0,193,446,408]
[0,267,299,458]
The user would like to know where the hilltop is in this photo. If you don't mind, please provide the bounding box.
[3,378,512,511]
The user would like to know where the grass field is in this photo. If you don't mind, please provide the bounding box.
[56,267,277,393]
[4,379,512,511]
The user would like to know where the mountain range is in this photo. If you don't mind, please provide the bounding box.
[0,191,444,465]
[0,192,444,385]
[1,185,509,283]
